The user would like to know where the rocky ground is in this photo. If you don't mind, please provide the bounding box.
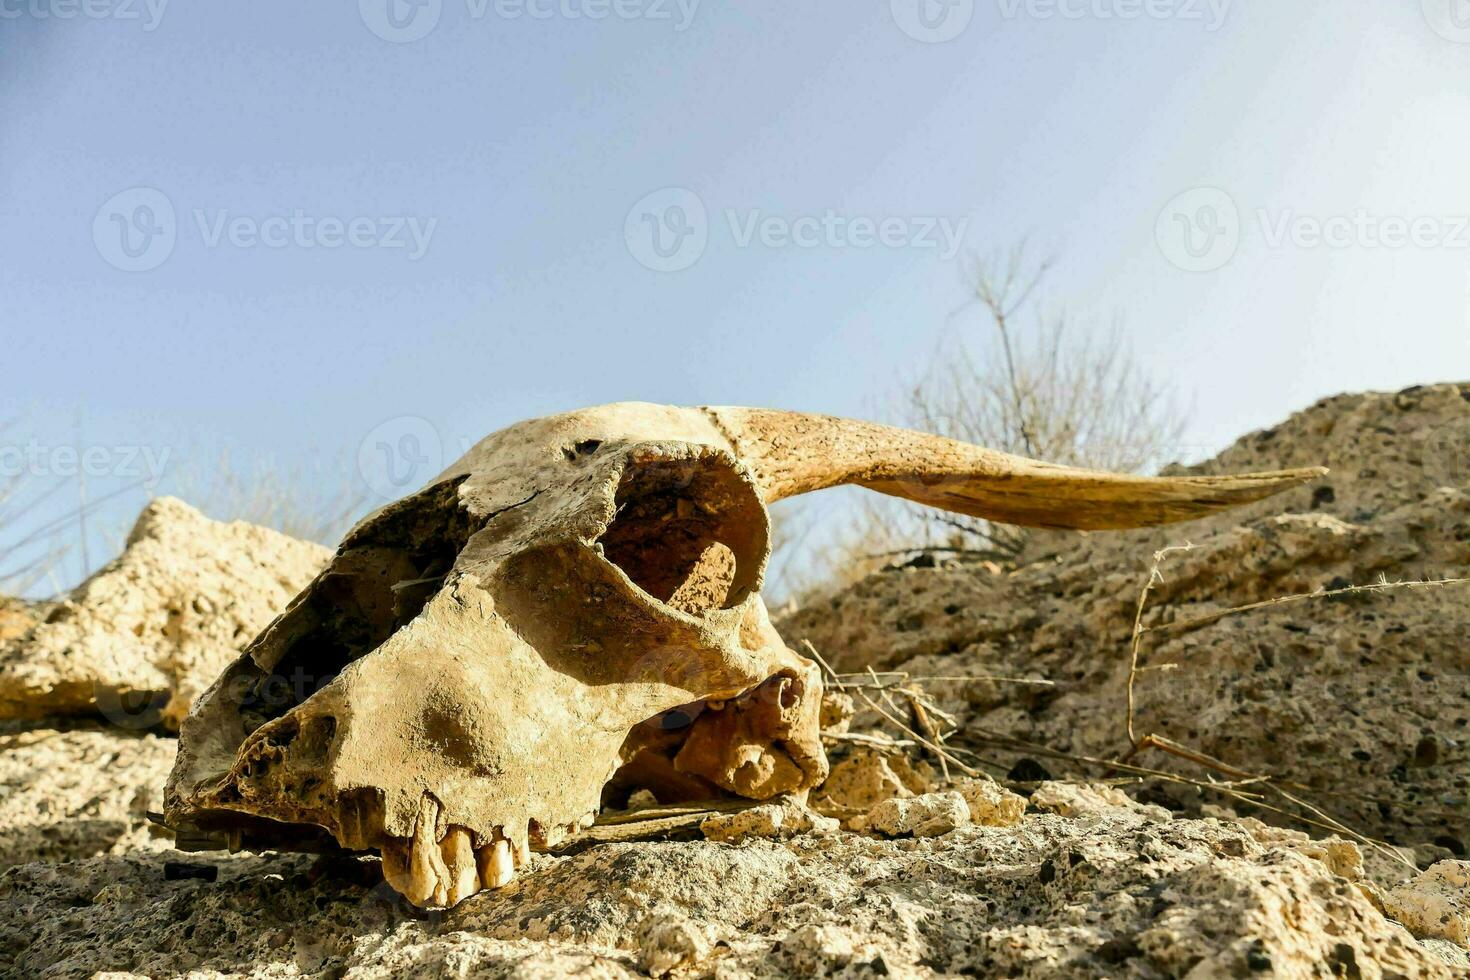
[1,385,1468,978]
[2,721,1465,978]
[781,383,1470,855]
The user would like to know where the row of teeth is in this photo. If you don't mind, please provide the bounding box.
[380,796,595,907]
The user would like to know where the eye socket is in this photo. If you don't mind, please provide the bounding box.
[561,439,602,461]
[598,450,767,615]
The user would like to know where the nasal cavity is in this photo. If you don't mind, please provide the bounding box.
[598,450,767,615]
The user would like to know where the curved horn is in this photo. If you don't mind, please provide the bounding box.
[703,408,1326,531]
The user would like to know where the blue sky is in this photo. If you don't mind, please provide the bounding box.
[4,1,1470,593]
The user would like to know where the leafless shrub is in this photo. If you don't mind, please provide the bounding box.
[773,246,1188,605]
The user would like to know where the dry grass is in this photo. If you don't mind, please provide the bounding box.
[0,430,367,600]
[177,449,368,546]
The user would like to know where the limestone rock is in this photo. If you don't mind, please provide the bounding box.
[636,908,711,977]
[776,924,878,976]
[780,383,1470,850]
[1236,817,1367,881]
[865,790,970,838]
[1,801,1462,977]
[1031,781,1171,822]
[701,800,837,843]
[811,748,936,823]
[0,724,176,868]
[1387,861,1470,949]
[0,497,329,729]
[954,777,1026,827]
[701,804,787,843]
[0,597,41,644]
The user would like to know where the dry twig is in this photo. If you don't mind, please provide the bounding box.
[1117,552,1466,872]
[1125,542,1194,742]
[1139,574,1470,638]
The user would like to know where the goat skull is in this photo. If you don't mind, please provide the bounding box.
[164,403,1321,906]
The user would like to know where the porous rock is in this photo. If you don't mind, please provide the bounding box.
[700,799,837,843]
[864,790,971,838]
[1,799,1462,977]
[636,908,712,977]
[781,383,1470,850]
[0,497,329,729]
[1031,781,1172,822]
[1386,861,1470,949]
[954,776,1026,827]
[811,748,933,823]
[0,723,176,868]
[0,597,41,644]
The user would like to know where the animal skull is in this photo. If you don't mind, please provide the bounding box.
[165,403,1321,906]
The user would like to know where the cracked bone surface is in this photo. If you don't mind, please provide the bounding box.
[164,403,1323,906]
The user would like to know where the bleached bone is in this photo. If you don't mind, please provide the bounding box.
[164,403,1322,906]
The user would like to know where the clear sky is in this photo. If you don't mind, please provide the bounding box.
[4,1,1470,593]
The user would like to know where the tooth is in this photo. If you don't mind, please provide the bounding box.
[543,824,566,848]
[441,827,479,906]
[408,796,449,906]
[512,831,531,868]
[380,839,411,895]
[477,836,515,889]
[579,812,596,830]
